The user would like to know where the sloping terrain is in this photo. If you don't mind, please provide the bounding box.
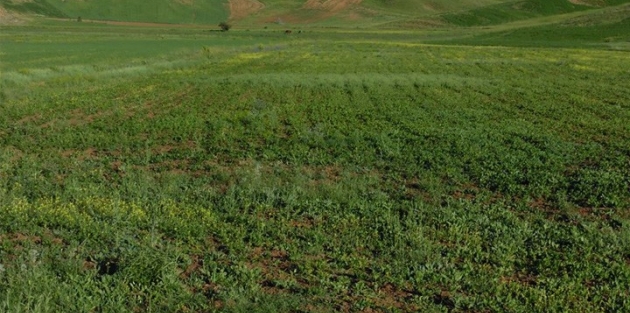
[431,2,630,48]
[0,0,65,17]
[1,0,629,26]
[442,0,630,26]
[229,0,265,20]
[0,5,26,25]
[0,0,229,24]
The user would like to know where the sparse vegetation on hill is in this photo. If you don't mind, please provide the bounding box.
[0,0,66,17]
[1,0,228,24]
[1,0,628,26]
[442,0,630,26]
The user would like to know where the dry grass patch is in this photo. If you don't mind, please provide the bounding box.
[228,0,265,20]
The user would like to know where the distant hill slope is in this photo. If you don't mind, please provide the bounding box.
[1,0,629,26]
[0,0,66,17]
[442,0,630,26]
[0,0,229,24]
[436,2,630,48]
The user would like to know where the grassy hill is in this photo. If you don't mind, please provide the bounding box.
[436,3,630,48]
[1,0,629,26]
[442,0,630,26]
[0,0,229,24]
[0,0,66,17]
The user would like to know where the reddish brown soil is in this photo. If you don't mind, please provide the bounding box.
[228,0,265,20]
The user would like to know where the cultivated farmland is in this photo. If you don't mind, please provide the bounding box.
[1,1,629,312]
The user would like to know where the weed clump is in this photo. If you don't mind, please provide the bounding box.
[218,21,231,32]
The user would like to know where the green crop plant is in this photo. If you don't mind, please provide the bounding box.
[1,9,630,312]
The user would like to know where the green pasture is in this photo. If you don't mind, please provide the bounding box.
[0,0,228,24]
[1,13,630,313]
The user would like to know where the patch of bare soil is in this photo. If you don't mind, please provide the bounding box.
[262,0,364,23]
[303,0,362,12]
[179,255,203,279]
[0,232,64,246]
[246,247,312,294]
[228,0,265,20]
[0,6,27,25]
[3,146,25,162]
[500,272,538,286]
[372,283,421,312]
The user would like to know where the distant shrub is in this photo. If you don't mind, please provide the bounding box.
[77,16,82,22]
[218,22,231,32]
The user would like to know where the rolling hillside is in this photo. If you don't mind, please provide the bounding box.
[1,0,629,26]
[442,0,630,26]
[434,2,630,48]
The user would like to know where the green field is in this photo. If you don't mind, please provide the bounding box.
[1,1,630,312]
